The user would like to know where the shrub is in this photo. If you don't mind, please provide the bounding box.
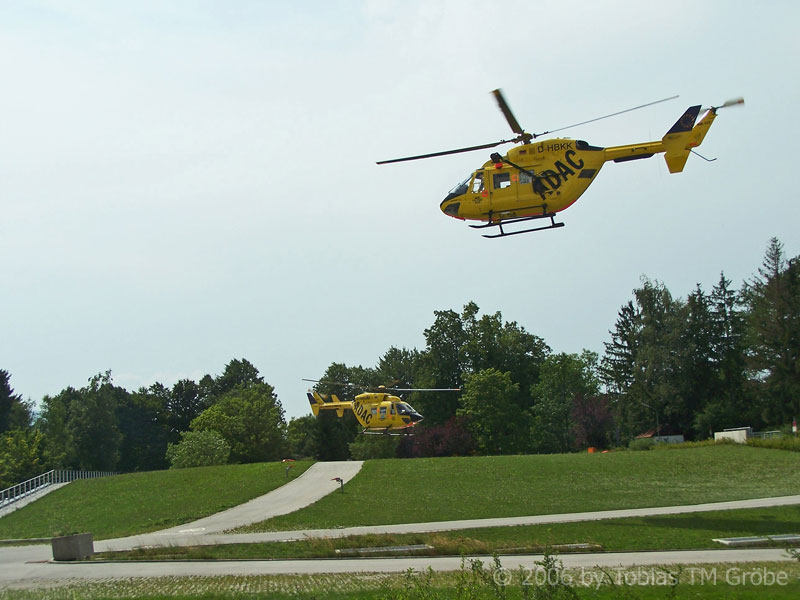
[747,436,800,452]
[348,435,399,460]
[628,438,655,451]
[166,430,231,469]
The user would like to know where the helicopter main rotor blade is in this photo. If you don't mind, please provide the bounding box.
[492,88,525,135]
[385,387,461,392]
[376,137,520,165]
[539,95,680,137]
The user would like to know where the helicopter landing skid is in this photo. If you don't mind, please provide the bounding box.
[362,428,413,436]
[470,213,565,238]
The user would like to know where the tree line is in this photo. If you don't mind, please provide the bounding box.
[1,238,797,486]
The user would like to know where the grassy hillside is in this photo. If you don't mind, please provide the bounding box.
[0,460,312,540]
[244,445,800,531]
[3,445,798,542]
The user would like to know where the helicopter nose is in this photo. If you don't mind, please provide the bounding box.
[410,412,424,423]
[442,201,460,217]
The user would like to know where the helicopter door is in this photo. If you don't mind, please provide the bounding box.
[489,168,518,213]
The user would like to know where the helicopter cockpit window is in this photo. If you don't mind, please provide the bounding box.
[471,171,484,193]
[448,176,470,197]
[397,402,418,415]
[493,172,511,189]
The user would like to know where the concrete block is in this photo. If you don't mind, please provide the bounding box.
[51,533,94,561]
[714,430,748,443]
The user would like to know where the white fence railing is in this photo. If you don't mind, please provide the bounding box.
[0,470,116,509]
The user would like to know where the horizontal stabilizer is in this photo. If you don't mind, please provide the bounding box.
[662,105,707,174]
[307,391,348,418]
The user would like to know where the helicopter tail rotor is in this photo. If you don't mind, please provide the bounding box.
[661,97,743,174]
[710,97,744,111]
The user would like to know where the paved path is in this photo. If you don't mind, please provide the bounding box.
[2,546,796,589]
[96,493,800,552]
[97,460,363,552]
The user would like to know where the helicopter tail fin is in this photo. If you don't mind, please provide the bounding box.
[307,391,322,416]
[661,105,702,173]
[661,105,721,173]
[307,391,347,418]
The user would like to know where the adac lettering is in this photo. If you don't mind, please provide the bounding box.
[532,149,585,197]
[353,399,372,425]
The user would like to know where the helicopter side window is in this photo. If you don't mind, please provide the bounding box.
[493,172,511,189]
[471,171,484,193]
[390,404,396,415]
[380,406,387,419]
[371,406,378,416]
[519,172,532,184]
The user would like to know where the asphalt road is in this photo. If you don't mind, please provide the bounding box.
[1,461,798,590]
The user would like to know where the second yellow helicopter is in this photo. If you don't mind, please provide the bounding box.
[306,383,459,435]
[379,90,743,238]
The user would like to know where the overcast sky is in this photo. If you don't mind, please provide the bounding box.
[2,0,798,420]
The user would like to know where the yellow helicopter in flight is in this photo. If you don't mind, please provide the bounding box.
[305,381,459,435]
[378,90,743,238]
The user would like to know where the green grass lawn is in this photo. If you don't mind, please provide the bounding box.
[0,460,312,540]
[97,504,800,560]
[241,445,800,532]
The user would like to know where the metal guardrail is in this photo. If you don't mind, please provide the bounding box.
[751,430,782,439]
[0,470,116,508]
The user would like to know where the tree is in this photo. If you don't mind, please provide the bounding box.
[457,368,522,455]
[692,273,751,435]
[166,378,212,438]
[165,430,231,469]
[571,393,615,450]
[212,358,264,398]
[415,308,468,424]
[0,370,32,434]
[530,351,600,453]
[601,279,687,441]
[36,387,80,469]
[0,429,46,488]
[416,302,549,427]
[117,384,171,472]
[67,372,124,471]
[287,415,319,459]
[376,347,421,389]
[742,238,800,424]
[191,382,288,463]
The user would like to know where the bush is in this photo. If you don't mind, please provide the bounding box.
[628,438,655,451]
[747,436,800,452]
[166,430,231,469]
[348,435,399,460]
